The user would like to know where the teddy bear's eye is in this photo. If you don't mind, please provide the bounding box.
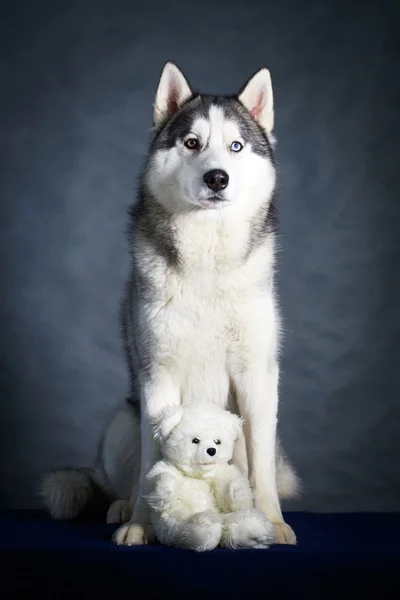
[215,439,221,445]
[192,438,200,444]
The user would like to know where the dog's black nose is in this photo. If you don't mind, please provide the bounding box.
[203,169,229,192]
[207,447,216,456]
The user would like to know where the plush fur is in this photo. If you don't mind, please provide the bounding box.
[139,403,275,551]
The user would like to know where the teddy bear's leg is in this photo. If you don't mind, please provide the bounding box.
[183,510,222,552]
[157,510,222,552]
[220,509,275,550]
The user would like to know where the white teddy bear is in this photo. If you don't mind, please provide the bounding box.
[143,403,275,552]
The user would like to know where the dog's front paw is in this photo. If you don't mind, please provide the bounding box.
[273,521,297,545]
[113,522,147,546]
[107,500,133,524]
[228,479,253,511]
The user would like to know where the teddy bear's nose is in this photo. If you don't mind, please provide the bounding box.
[207,447,216,456]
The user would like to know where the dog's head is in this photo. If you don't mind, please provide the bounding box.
[144,62,276,217]
[152,403,243,477]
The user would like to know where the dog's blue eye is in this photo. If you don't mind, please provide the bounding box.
[192,438,200,444]
[230,141,243,153]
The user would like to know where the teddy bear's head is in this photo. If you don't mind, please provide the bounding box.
[152,403,243,477]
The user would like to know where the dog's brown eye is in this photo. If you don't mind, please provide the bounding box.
[215,439,221,445]
[192,437,200,444]
[184,138,199,150]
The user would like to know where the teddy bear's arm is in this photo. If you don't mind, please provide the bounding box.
[215,465,255,512]
[143,462,179,513]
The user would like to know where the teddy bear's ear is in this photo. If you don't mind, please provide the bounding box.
[153,405,184,442]
[229,413,244,441]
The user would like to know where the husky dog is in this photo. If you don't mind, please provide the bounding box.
[40,62,299,545]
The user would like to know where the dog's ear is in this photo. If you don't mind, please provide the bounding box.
[153,405,184,443]
[238,67,274,134]
[153,62,193,129]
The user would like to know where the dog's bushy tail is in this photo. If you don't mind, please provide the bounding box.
[38,467,110,520]
[276,459,300,500]
[276,440,301,500]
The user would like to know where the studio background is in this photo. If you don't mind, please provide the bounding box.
[1,0,399,512]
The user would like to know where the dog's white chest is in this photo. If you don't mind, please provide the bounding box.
[139,212,275,404]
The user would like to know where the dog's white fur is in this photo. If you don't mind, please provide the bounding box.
[113,63,297,547]
[137,403,275,551]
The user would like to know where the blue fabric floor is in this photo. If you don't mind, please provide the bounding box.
[1,510,399,599]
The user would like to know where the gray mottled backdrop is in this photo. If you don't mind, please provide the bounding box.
[1,0,399,512]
